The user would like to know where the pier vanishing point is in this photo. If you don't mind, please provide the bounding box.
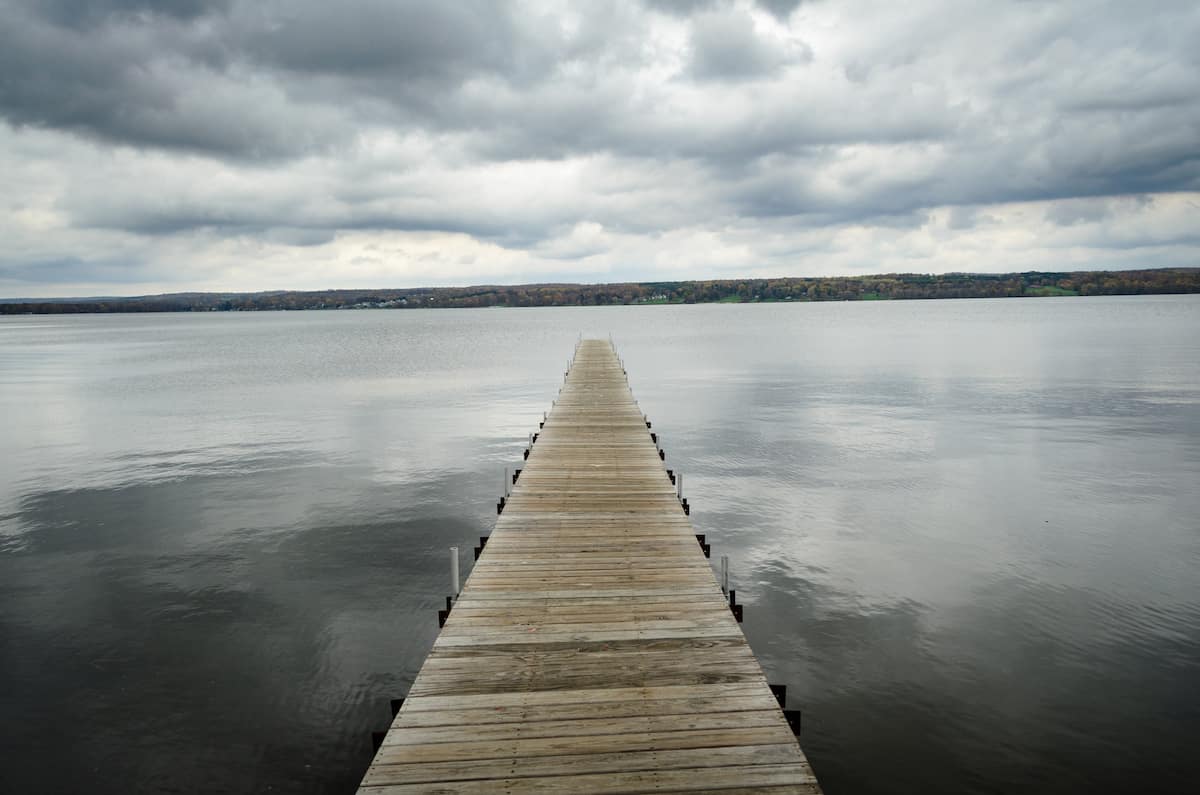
[358,339,822,793]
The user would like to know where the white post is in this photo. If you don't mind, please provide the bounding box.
[528,432,533,448]
[451,546,460,598]
[721,555,729,595]
[504,467,509,497]
[677,472,683,500]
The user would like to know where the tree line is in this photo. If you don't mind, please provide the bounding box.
[3,268,1198,314]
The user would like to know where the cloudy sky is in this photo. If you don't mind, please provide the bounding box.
[1,0,1198,297]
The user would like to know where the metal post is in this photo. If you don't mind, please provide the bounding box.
[451,546,460,598]
[504,468,509,497]
[721,555,729,596]
[677,472,683,500]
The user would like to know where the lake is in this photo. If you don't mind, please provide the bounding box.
[1,297,1198,794]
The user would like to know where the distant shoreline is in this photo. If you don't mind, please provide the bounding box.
[2,268,1197,314]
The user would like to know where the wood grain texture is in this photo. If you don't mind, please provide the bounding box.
[357,340,821,793]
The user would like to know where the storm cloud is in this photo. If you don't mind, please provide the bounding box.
[1,0,1197,295]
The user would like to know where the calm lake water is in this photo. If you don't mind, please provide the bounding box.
[1,297,1198,794]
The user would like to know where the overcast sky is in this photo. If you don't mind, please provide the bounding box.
[2,0,1198,297]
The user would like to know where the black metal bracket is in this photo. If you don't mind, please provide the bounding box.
[767,684,800,733]
[372,696,409,751]
[437,595,454,627]
[695,534,710,558]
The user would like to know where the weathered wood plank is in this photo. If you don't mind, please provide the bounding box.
[361,763,817,793]
[379,710,789,747]
[398,683,770,712]
[388,693,782,729]
[362,744,803,786]
[367,726,799,765]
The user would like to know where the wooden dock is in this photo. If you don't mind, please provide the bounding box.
[358,340,821,793]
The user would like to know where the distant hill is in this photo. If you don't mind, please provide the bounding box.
[3,269,1198,314]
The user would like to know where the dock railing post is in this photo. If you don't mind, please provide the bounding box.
[450,546,460,600]
[504,468,510,498]
[677,472,683,500]
[721,555,729,596]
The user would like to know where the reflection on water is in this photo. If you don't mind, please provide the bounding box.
[1,298,1199,794]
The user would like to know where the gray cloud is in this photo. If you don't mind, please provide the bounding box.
[2,255,155,287]
[754,0,805,19]
[646,0,807,19]
[234,2,529,82]
[0,2,340,158]
[643,0,722,15]
[687,6,802,81]
[0,0,1198,295]
[36,0,231,28]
